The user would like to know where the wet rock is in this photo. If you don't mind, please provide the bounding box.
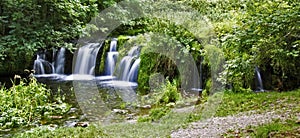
[113,109,128,115]
[75,122,89,127]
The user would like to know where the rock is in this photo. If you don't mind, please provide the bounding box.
[140,105,151,109]
[112,109,128,115]
[65,121,77,127]
[75,122,89,127]
[126,114,135,120]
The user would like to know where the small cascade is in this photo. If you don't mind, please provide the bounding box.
[54,47,66,74]
[74,43,102,75]
[102,39,141,83]
[117,46,141,82]
[255,66,264,92]
[127,58,141,82]
[33,48,66,75]
[105,39,119,75]
[33,53,54,74]
[199,56,203,89]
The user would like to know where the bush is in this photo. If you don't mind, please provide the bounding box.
[137,107,170,122]
[0,76,70,129]
[158,79,182,104]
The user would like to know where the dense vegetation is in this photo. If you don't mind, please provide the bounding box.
[0,76,70,129]
[1,0,299,91]
[0,0,299,136]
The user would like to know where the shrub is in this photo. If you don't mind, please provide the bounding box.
[0,76,70,129]
[158,79,182,104]
[137,107,170,122]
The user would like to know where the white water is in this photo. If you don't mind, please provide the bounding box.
[105,39,118,75]
[104,39,141,82]
[33,48,66,74]
[126,58,140,82]
[74,43,101,75]
[33,54,53,74]
[54,47,66,74]
[255,66,264,91]
[116,46,140,82]
[33,55,46,74]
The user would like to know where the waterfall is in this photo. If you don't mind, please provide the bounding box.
[34,55,46,74]
[103,39,141,82]
[54,47,66,74]
[33,38,141,83]
[33,48,66,75]
[74,43,102,75]
[255,66,264,92]
[127,58,140,82]
[33,53,54,74]
[117,46,141,82]
[105,39,119,75]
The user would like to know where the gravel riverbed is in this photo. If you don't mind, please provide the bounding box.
[171,110,299,138]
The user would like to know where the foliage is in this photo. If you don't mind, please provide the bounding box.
[16,112,187,138]
[249,120,300,138]
[137,79,180,122]
[14,124,108,138]
[0,77,70,129]
[223,119,300,137]
[0,0,98,74]
[137,107,171,122]
[157,79,182,104]
[219,0,300,91]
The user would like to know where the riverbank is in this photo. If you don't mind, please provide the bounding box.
[12,89,300,137]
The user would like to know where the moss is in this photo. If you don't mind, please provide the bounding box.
[98,40,110,75]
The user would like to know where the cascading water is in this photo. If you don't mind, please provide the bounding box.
[255,66,264,92]
[105,39,119,75]
[33,38,141,84]
[54,47,66,74]
[116,46,141,82]
[74,43,102,75]
[126,58,140,82]
[33,48,66,75]
[102,39,141,82]
[33,52,54,74]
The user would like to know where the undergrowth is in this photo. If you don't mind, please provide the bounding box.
[0,76,70,129]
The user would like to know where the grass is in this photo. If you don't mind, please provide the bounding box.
[13,89,300,137]
[223,118,300,138]
[14,124,108,138]
[216,90,300,117]
[13,112,188,138]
